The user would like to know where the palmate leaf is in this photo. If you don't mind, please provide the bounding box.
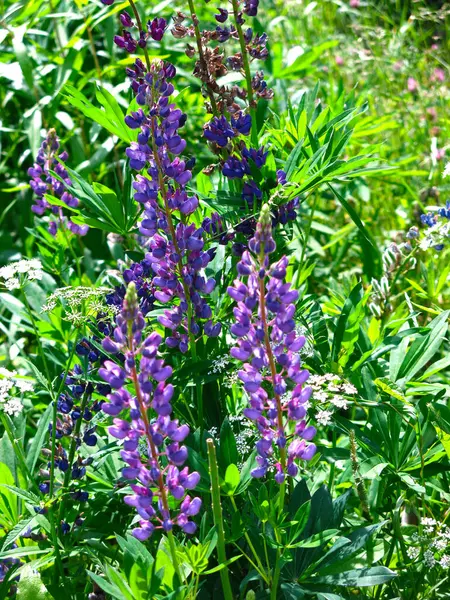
[62,84,134,143]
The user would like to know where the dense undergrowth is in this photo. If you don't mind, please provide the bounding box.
[0,0,449,598]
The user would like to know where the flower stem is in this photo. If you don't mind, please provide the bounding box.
[127,0,151,71]
[207,439,233,600]
[129,363,183,585]
[186,0,219,116]
[231,0,258,147]
[258,258,286,600]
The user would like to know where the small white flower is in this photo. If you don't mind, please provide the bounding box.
[341,383,357,395]
[439,554,450,568]
[424,549,437,568]
[4,277,20,290]
[0,379,14,399]
[330,395,348,410]
[316,409,333,426]
[433,538,447,551]
[28,269,44,281]
[0,368,17,378]
[314,391,329,402]
[407,546,420,560]
[0,266,16,280]
[3,398,23,417]
[27,259,43,270]
[15,260,30,273]
[14,380,34,393]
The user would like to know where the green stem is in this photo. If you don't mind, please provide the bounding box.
[230,496,270,584]
[22,290,51,384]
[231,0,258,147]
[207,439,233,600]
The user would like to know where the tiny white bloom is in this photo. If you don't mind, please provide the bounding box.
[440,554,450,568]
[0,266,16,280]
[330,395,348,410]
[424,549,436,568]
[341,383,358,395]
[314,391,329,402]
[5,278,20,290]
[28,269,44,281]
[443,162,450,178]
[14,380,34,393]
[316,409,333,426]
[0,368,17,378]
[407,546,420,560]
[15,260,30,273]
[3,398,23,417]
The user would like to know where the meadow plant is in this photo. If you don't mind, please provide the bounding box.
[1,1,450,599]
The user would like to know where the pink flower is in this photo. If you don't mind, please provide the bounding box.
[431,68,445,83]
[407,77,418,93]
[335,55,344,66]
[349,0,360,7]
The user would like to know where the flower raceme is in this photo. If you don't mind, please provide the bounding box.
[228,205,316,483]
[28,129,88,237]
[123,58,221,352]
[99,283,201,539]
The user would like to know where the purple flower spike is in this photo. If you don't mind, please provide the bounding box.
[28,129,88,237]
[228,205,316,484]
[121,59,220,351]
[100,283,201,537]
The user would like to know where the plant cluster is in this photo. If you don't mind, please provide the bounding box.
[0,1,449,599]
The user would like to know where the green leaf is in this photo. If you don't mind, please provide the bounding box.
[287,528,339,549]
[26,404,53,475]
[223,464,240,495]
[312,566,397,587]
[16,566,54,600]
[63,84,134,143]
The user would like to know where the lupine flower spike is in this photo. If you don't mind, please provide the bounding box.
[100,282,201,539]
[28,129,88,237]
[228,205,316,483]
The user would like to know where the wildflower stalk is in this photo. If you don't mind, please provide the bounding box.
[207,439,233,600]
[186,0,219,116]
[258,253,287,514]
[150,136,197,357]
[127,0,151,70]
[128,343,183,584]
[231,0,258,147]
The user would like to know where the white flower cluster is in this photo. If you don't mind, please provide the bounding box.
[309,373,357,426]
[407,518,450,569]
[0,259,44,291]
[0,367,34,417]
[208,355,232,375]
[42,286,111,312]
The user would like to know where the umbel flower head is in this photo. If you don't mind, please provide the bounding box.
[27,129,88,237]
[100,283,201,539]
[228,205,316,483]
